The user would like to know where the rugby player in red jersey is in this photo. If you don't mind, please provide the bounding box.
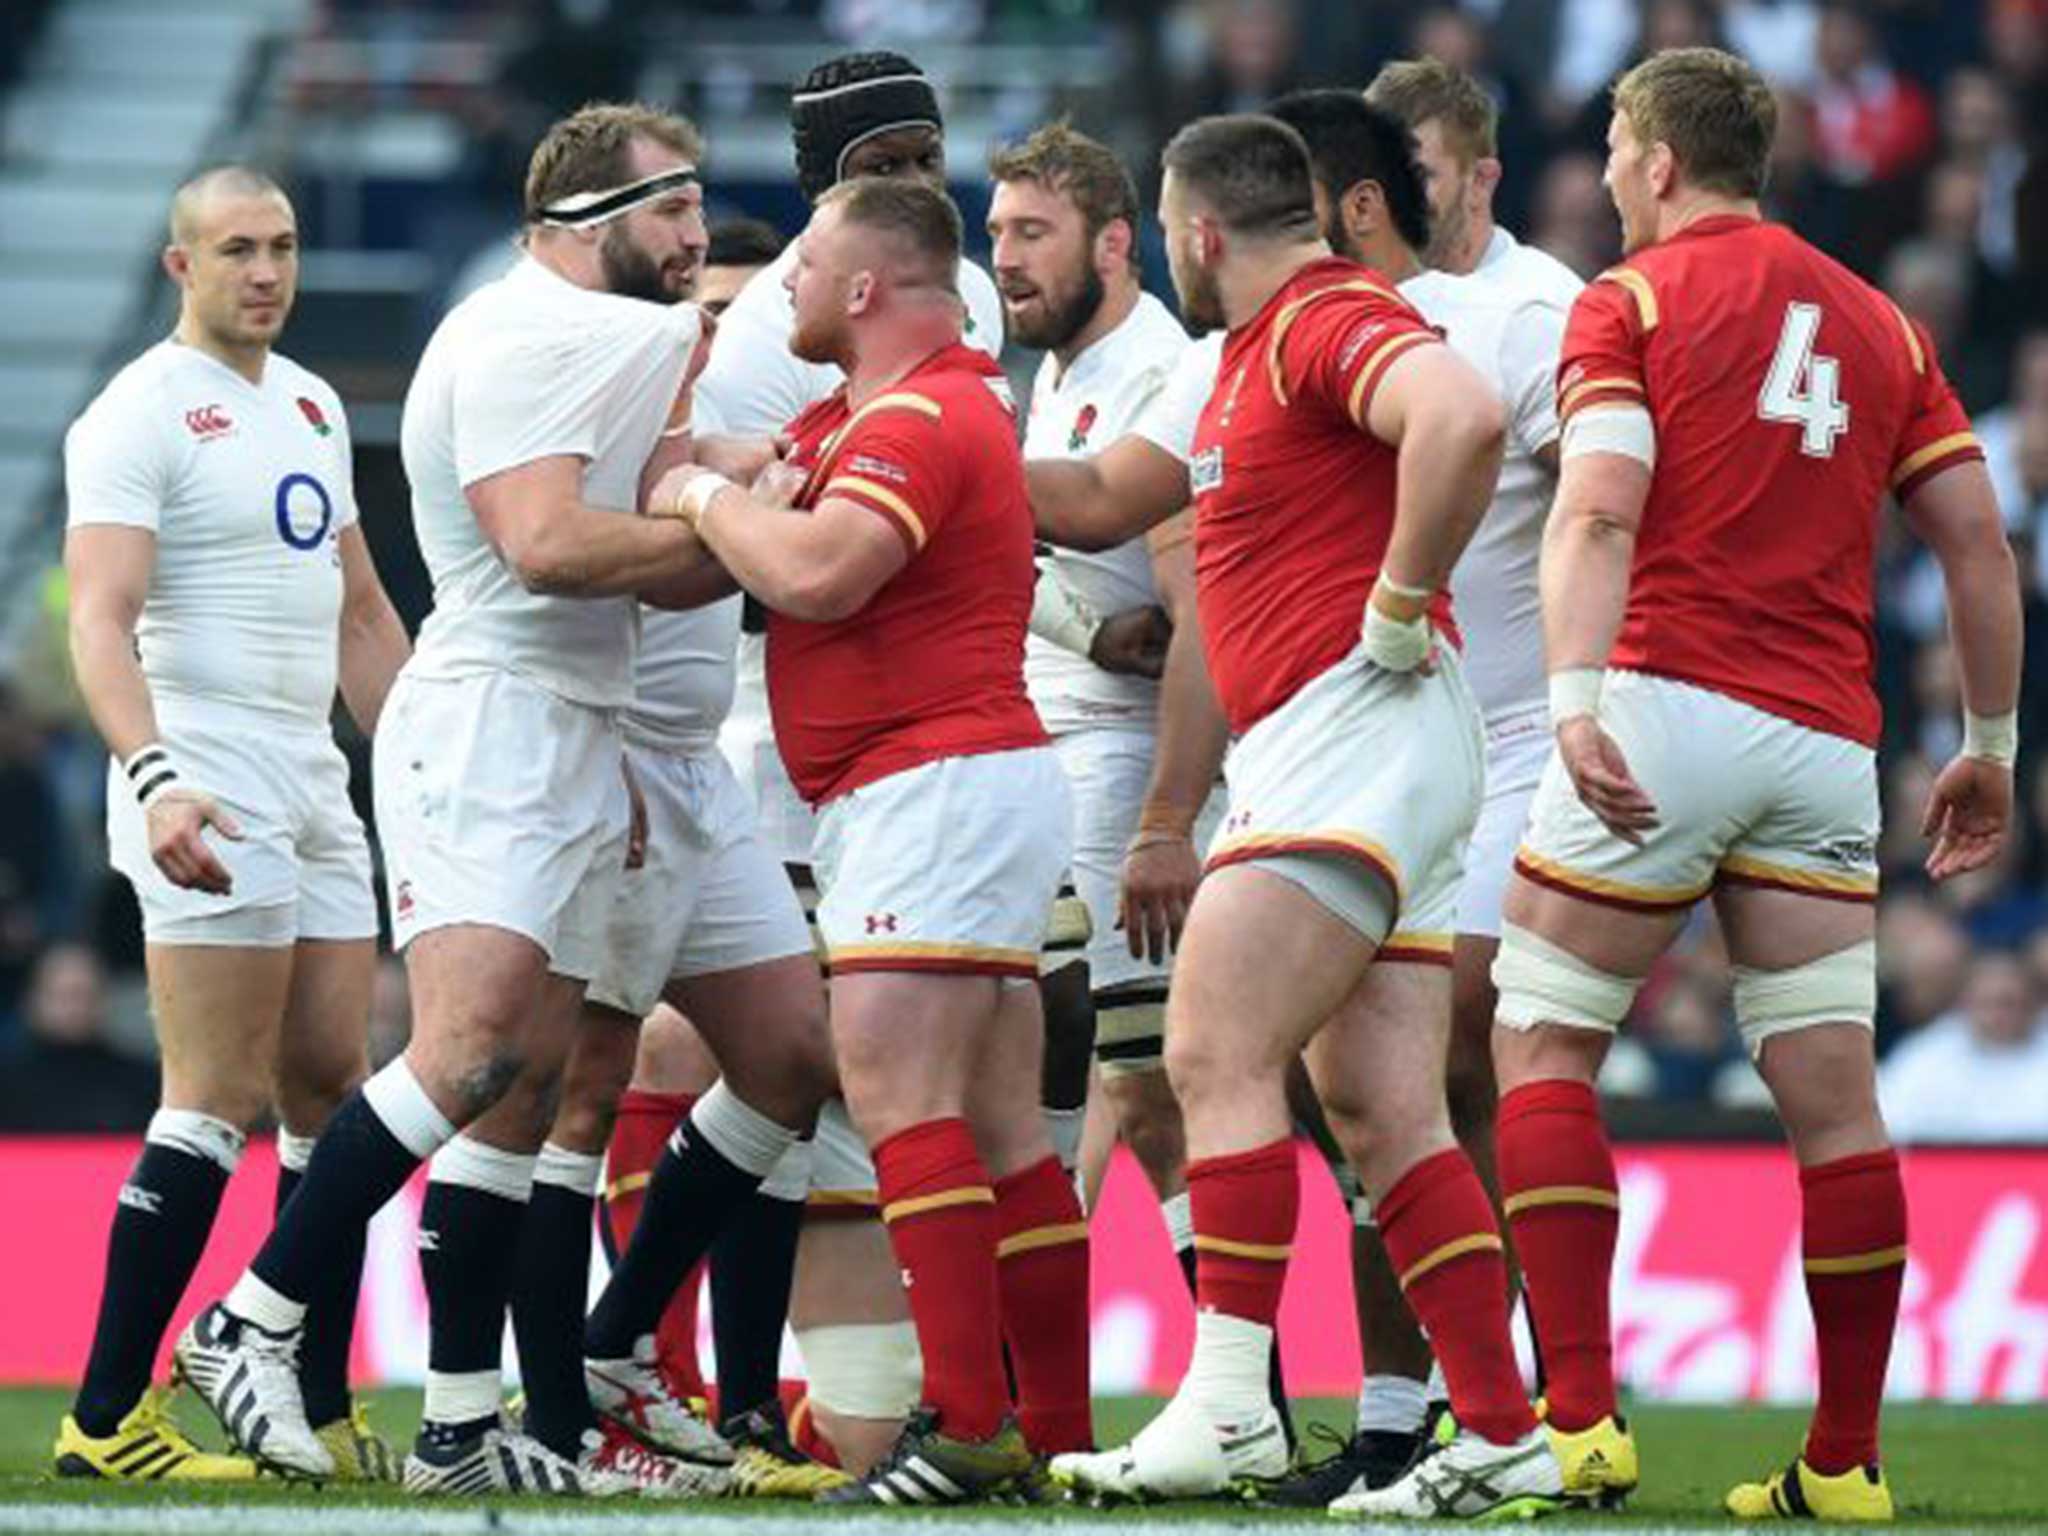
[1048,114,1566,1519]
[1488,48,2022,1522]
[648,176,1083,1504]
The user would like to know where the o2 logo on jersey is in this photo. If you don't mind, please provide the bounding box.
[274,472,334,552]
[1190,446,1224,494]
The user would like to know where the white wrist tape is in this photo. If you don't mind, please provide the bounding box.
[1963,710,2019,768]
[1030,563,1103,658]
[678,471,733,528]
[121,743,181,809]
[1548,668,1604,727]
[1561,404,1657,468]
[1360,600,1431,672]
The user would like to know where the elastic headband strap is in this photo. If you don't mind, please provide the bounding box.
[538,165,700,229]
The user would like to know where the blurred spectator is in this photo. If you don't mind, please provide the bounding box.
[1410,5,1546,228]
[1528,149,1619,277]
[1490,0,1637,136]
[1164,0,1304,124]
[1811,2,1935,186]
[1722,0,1823,91]
[0,946,156,1132]
[0,681,63,1030]
[1879,950,2048,1142]
[1939,66,2027,274]
[1978,330,2048,575]
[1876,888,1972,1044]
[1630,974,1744,1102]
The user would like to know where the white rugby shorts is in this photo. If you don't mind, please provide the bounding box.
[107,715,375,947]
[375,669,629,980]
[807,1096,879,1212]
[812,747,1071,979]
[1455,705,1550,940]
[1516,670,1880,913]
[586,741,816,1017]
[1205,640,1485,961]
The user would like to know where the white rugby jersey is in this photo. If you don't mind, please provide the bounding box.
[401,255,703,709]
[64,340,360,730]
[1134,234,1576,728]
[1405,228,1579,726]
[688,242,1005,771]
[1023,291,1190,735]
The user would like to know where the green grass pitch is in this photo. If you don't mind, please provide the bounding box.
[0,1390,2041,1533]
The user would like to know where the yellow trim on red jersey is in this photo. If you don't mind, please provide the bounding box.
[807,391,945,497]
[1889,432,1979,491]
[826,475,927,551]
[1559,375,1645,418]
[1882,298,1927,375]
[1265,278,1403,407]
[1344,331,1434,427]
[1596,267,1659,332]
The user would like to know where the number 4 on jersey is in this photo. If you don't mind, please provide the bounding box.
[1757,301,1849,457]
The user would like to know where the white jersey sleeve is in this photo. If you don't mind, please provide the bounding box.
[1131,331,1222,465]
[1498,294,1568,459]
[65,385,173,533]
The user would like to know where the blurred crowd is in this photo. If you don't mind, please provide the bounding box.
[2,0,2045,1138]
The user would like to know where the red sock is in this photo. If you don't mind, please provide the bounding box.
[606,1089,706,1398]
[1380,1147,1535,1446]
[1801,1149,1906,1474]
[1497,1079,1619,1432]
[874,1117,1007,1440]
[993,1156,1092,1453]
[1186,1137,1297,1326]
[787,1392,842,1468]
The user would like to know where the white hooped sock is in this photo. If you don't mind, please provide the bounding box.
[1355,1373,1429,1435]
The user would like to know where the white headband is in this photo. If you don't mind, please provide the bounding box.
[537,165,701,229]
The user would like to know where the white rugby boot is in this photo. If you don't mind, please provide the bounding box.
[172,1303,332,1478]
[1329,1424,1567,1520]
[1051,1389,1288,1503]
[585,1334,734,1465]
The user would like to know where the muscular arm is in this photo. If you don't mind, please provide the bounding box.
[1537,448,1650,672]
[691,487,908,623]
[1364,343,1507,605]
[335,524,410,735]
[1140,515,1227,819]
[1027,435,1191,552]
[1902,461,2023,721]
[64,524,161,760]
[468,455,702,598]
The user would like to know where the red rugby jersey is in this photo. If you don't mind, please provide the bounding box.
[1191,256,1452,735]
[766,343,1046,804]
[1558,215,1981,747]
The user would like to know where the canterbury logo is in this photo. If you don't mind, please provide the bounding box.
[117,1183,162,1215]
[184,405,233,438]
[864,913,899,934]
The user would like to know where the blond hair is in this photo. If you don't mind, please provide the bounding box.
[1612,47,1777,199]
[1365,58,1497,165]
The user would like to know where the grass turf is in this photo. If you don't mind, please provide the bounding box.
[0,1389,2041,1531]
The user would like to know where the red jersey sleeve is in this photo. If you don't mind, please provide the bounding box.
[816,393,957,555]
[1557,267,1654,424]
[1887,309,1984,500]
[1274,280,1438,429]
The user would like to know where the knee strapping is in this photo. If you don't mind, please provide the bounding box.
[794,1321,922,1419]
[1492,923,1641,1033]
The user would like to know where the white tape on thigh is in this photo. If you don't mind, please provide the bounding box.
[795,1322,923,1419]
[1733,939,1876,1054]
[1492,922,1640,1032]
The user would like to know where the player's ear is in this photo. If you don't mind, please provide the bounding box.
[162,244,190,286]
[847,268,874,316]
[1343,181,1381,245]
[1472,156,1503,201]
[1095,216,1133,278]
[1647,141,1676,200]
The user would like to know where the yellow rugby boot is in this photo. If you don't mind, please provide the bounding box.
[314,1399,399,1482]
[1728,1457,1893,1522]
[55,1385,261,1481]
[1546,1412,1638,1508]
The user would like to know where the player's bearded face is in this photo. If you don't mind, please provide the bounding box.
[1161,174,1226,333]
[1412,120,1471,269]
[786,216,854,365]
[991,183,1105,351]
[600,200,704,305]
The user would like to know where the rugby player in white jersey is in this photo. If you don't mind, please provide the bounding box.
[1024,92,1573,1504]
[56,167,409,1486]
[178,105,722,1493]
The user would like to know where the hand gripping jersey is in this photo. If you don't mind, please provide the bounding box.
[1558,215,1981,745]
[1190,256,1450,734]
[767,343,1048,803]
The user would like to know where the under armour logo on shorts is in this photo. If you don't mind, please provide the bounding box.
[865,912,899,935]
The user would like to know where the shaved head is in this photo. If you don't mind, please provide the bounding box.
[170,165,289,246]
